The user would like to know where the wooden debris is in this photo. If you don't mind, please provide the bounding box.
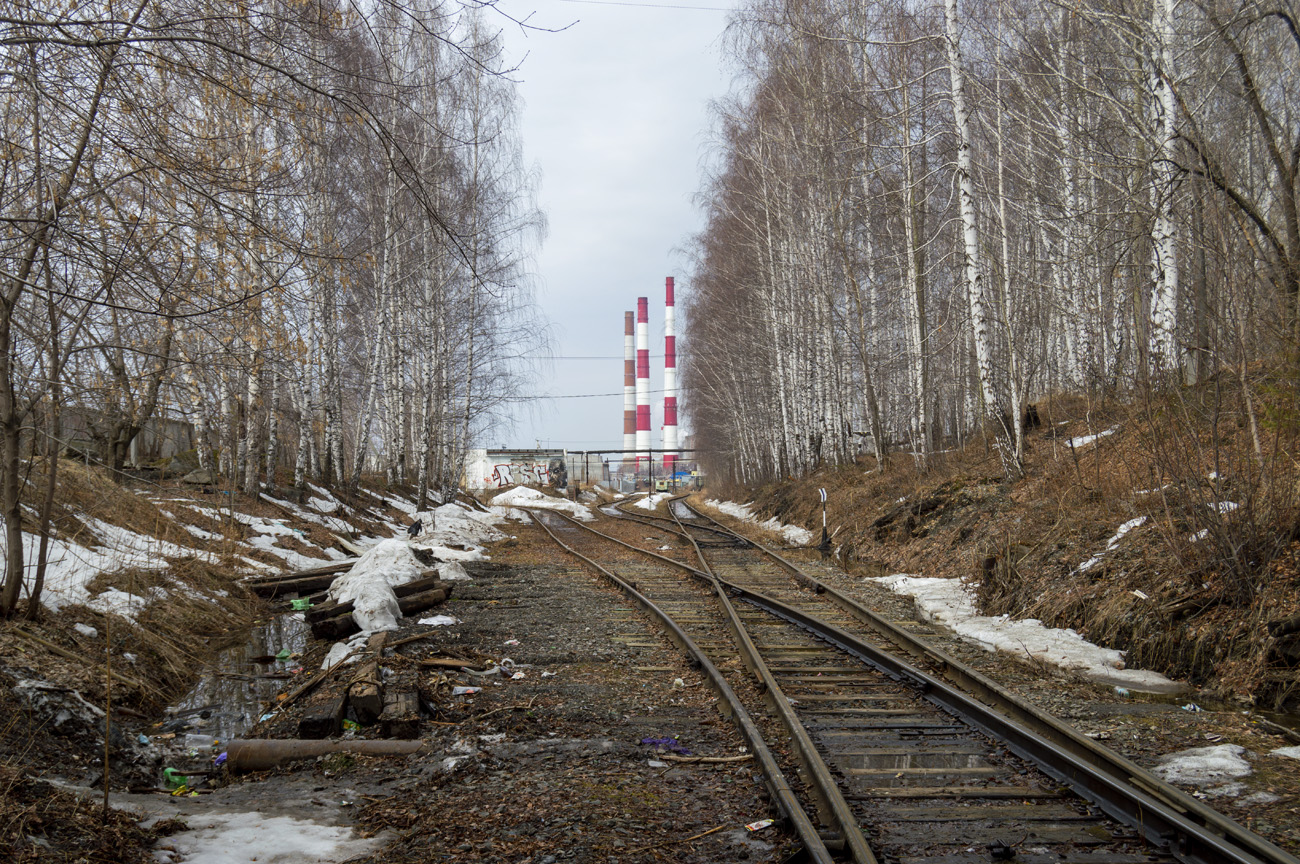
[346,632,388,725]
[298,686,348,739]
[380,672,421,739]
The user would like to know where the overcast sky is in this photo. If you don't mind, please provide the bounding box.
[486,0,737,453]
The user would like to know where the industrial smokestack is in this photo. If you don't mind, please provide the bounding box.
[636,297,650,469]
[623,311,635,470]
[663,278,677,471]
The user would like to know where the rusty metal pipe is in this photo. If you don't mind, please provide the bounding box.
[225,739,426,773]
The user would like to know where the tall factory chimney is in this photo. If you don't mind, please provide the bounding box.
[663,278,677,471]
[635,297,650,470]
[623,311,635,470]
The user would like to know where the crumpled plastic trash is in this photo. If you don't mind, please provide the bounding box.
[214,752,227,767]
[640,736,691,755]
[452,686,481,696]
[1181,703,1203,712]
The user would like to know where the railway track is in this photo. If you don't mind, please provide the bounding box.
[523,495,1299,864]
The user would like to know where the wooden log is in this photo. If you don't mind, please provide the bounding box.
[309,586,452,641]
[419,657,482,670]
[305,572,441,623]
[1267,613,1300,638]
[298,688,347,739]
[380,672,421,739]
[346,633,387,725]
[245,560,356,586]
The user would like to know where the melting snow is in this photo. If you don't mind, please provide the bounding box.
[870,574,1182,692]
[1076,516,1147,573]
[634,492,672,511]
[1067,427,1118,448]
[1271,746,1300,760]
[151,811,381,864]
[703,499,814,546]
[0,517,212,619]
[1153,744,1252,793]
[490,487,594,521]
[408,503,507,560]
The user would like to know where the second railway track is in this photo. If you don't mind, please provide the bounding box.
[523,496,1298,864]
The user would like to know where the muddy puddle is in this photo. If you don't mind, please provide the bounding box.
[164,612,310,742]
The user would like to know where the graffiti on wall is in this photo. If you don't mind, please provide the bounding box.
[489,462,551,488]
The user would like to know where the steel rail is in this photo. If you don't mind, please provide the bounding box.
[666,503,878,864]
[521,507,836,864]
[677,500,1300,864]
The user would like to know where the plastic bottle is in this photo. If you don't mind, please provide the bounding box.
[184,733,219,749]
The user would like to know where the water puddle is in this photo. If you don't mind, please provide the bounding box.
[165,612,311,741]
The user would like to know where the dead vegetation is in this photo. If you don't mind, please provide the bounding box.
[733,372,1300,710]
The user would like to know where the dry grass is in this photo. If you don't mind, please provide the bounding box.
[733,371,1300,709]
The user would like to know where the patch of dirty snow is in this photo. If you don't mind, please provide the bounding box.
[1067,426,1118,448]
[321,633,369,670]
[870,574,1182,693]
[1076,516,1147,573]
[363,488,418,515]
[1237,791,1281,806]
[1211,501,1239,514]
[73,623,98,639]
[150,811,381,864]
[407,503,506,560]
[490,487,594,521]
[1,517,211,618]
[260,493,352,533]
[184,524,221,541]
[1271,745,1300,760]
[327,538,428,632]
[243,535,329,570]
[1152,744,1252,791]
[634,492,672,511]
[418,615,459,626]
[703,499,814,546]
[489,506,531,522]
[437,562,472,581]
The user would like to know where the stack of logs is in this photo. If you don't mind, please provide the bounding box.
[246,565,454,641]
[244,561,459,740]
[298,631,422,739]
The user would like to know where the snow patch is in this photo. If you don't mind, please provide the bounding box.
[1271,746,1300,761]
[151,811,381,864]
[1076,517,1147,573]
[703,499,814,546]
[2,517,210,618]
[1153,744,1252,790]
[1067,426,1118,448]
[634,492,672,511]
[490,487,594,521]
[870,574,1182,692]
[407,503,507,560]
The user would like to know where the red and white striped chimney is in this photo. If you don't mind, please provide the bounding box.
[635,297,650,468]
[663,278,677,471]
[623,311,635,470]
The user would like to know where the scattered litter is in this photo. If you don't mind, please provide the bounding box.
[290,597,313,611]
[1210,501,1239,514]
[647,760,668,768]
[745,819,775,832]
[73,623,98,639]
[162,768,188,790]
[1114,687,1130,698]
[1131,590,1149,600]
[275,648,292,662]
[505,639,520,646]
[541,671,557,678]
[418,615,459,627]
[658,545,672,550]
[452,686,481,696]
[1181,703,1203,712]
[672,678,685,689]
[214,751,227,767]
[511,671,526,680]
[138,733,150,745]
[641,737,691,755]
